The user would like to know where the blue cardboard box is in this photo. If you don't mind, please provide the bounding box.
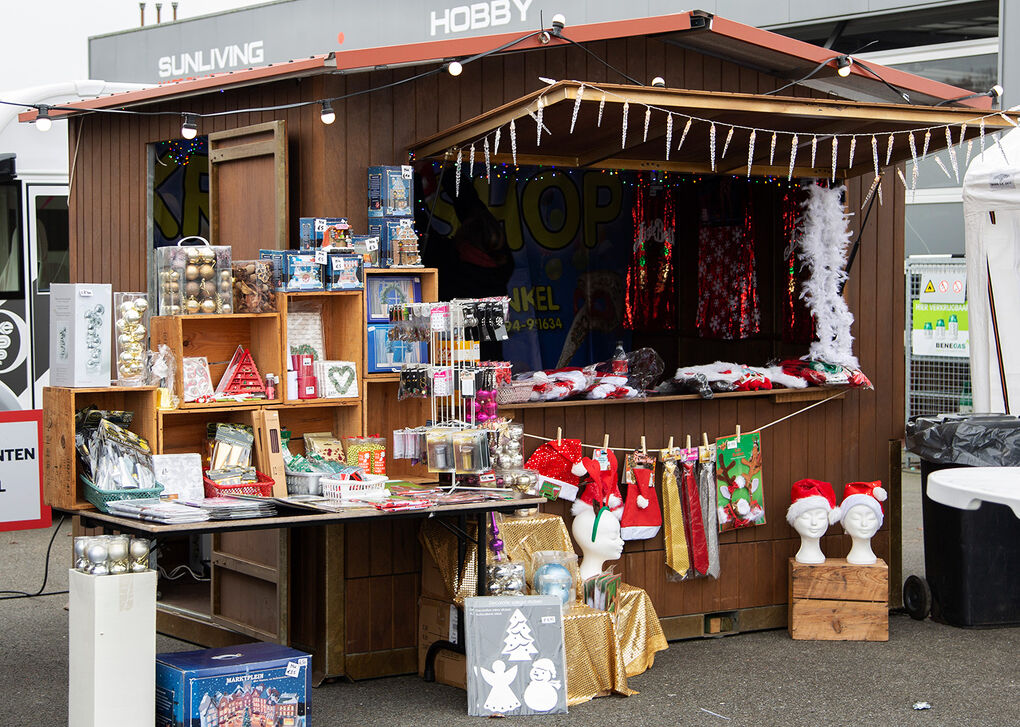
[326,252,364,291]
[259,249,287,291]
[299,217,349,250]
[156,642,311,727]
[367,324,427,373]
[367,165,413,218]
[283,251,324,291]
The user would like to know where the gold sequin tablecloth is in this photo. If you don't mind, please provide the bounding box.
[419,511,668,704]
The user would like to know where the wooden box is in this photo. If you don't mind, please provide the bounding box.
[42,386,158,510]
[788,558,888,641]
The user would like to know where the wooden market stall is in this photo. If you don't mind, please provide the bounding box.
[33,10,1009,678]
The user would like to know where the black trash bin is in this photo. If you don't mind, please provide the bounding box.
[906,414,1020,627]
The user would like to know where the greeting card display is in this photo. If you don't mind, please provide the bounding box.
[465,595,567,716]
[182,357,214,402]
[286,303,325,360]
[315,360,358,399]
[716,432,765,531]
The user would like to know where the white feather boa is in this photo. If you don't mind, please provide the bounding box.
[797,183,859,368]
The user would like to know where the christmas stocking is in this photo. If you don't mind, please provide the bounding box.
[681,458,710,575]
[621,462,662,540]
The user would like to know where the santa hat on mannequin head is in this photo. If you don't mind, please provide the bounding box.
[525,439,588,500]
[786,479,840,526]
[839,480,887,525]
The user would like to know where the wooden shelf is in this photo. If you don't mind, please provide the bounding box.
[160,312,279,319]
[283,290,361,297]
[499,386,852,410]
[279,397,361,408]
[365,373,401,382]
[177,398,282,410]
[364,267,436,275]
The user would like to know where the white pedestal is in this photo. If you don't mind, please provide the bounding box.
[69,569,157,727]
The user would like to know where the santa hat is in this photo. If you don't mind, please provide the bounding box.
[839,480,887,524]
[525,439,587,498]
[786,479,840,526]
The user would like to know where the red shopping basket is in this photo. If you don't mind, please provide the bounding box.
[203,470,275,498]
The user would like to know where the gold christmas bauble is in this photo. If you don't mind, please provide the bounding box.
[123,308,141,324]
[186,247,202,260]
[200,298,216,313]
[185,264,200,280]
[185,298,201,314]
[199,264,215,279]
[220,304,232,314]
[133,298,149,313]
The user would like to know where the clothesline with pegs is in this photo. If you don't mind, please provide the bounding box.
[522,388,849,453]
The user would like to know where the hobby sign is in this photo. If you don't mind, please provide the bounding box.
[430,0,534,36]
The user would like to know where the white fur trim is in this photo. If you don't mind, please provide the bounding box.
[785,495,836,526]
[621,524,660,540]
[828,508,841,525]
[607,495,622,510]
[571,499,593,516]
[636,495,649,508]
[718,506,731,523]
[759,365,809,389]
[873,486,887,502]
[570,462,588,477]
[840,493,884,525]
[735,499,751,516]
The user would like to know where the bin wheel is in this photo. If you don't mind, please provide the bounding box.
[903,575,931,620]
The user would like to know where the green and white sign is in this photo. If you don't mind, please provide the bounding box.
[912,301,968,357]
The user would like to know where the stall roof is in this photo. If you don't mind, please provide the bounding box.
[18,11,990,125]
[409,80,1014,179]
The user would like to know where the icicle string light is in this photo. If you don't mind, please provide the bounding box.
[678,118,692,150]
[455,148,463,196]
[871,135,879,178]
[848,136,857,171]
[569,84,584,134]
[831,136,838,183]
[747,129,757,178]
[945,126,959,183]
[665,114,674,161]
[709,122,717,171]
[621,101,629,149]
[597,92,606,127]
[810,134,817,169]
[510,118,517,165]
[885,133,895,166]
[535,96,544,147]
[769,132,777,165]
[484,137,491,182]
[643,106,651,143]
[721,126,734,159]
[788,133,799,180]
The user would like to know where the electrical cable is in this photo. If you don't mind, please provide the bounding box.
[0,515,69,600]
[557,34,644,86]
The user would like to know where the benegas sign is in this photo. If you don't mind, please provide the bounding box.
[429,0,533,36]
[158,40,265,78]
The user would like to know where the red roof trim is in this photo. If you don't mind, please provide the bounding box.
[17,54,336,122]
[332,13,697,70]
[707,16,991,109]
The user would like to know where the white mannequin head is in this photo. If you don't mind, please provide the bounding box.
[842,504,880,539]
[570,503,624,581]
[786,481,839,565]
[793,507,831,539]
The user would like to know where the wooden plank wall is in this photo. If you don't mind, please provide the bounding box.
[67,37,904,652]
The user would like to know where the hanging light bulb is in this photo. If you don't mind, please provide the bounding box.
[35,105,52,132]
[320,100,336,125]
[447,61,463,77]
[651,77,666,87]
[180,113,198,140]
[835,56,853,77]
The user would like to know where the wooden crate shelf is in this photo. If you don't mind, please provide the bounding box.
[43,386,158,510]
[789,558,889,641]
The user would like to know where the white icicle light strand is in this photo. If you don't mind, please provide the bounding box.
[871,135,879,178]
[934,155,952,180]
[848,136,857,171]
[597,92,606,127]
[510,118,517,165]
[570,84,584,134]
[455,148,463,197]
[769,132,777,165]
[788,133,799,180]
[810,134,817,169]
[945,126,959,182]
[980,118,986,159]
[797,183,859,368]
[469,144,475,178]
[494,127,501,156]
[721,126,734,159]
[908,132,918,189]
[678,118,692,150]
[863,174,881,208]
[643,106,651,143]
[747,129,756,178]
[996,131,1010,163]
[710,122,717,171]
[831,136,838,182]
[621,101,629,149]
[665,114,673,161]
[897,167,909,189]
[484,137,491,182]
[885,133,895,166]
[535,97,544,147]
[922,129,931,160]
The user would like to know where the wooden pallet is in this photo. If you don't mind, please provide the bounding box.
[788,557,888,641]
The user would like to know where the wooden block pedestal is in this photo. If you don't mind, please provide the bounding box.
[788,558,888,641]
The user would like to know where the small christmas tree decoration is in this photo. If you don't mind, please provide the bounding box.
[216,346,268,398]
[501,608,539,661]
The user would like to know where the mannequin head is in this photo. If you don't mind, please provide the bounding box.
[841,504,880,539]
[792,507,830,540]
[570,504,624,581]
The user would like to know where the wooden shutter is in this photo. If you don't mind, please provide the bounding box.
[208,120,288,257]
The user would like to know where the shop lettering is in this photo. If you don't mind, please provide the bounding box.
[226,673,264,684]
[0,447,35,461]
[429,0,532,36]
[158,41,264,78]
[510,286,560,313]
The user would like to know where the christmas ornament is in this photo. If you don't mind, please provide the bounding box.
[796,183,858,368]
[130,537,151,572]
[113,293,148,384]
[533,562,574,605]
[107,535,130,574]
[83,304,106,372]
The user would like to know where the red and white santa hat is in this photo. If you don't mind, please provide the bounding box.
[786,479,840,526]
[525,439,587,490]
[839,480,887,524]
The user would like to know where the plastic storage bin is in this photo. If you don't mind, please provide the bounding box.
[921,464,1020,627]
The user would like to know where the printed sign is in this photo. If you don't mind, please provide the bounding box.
[0,410,49,532]
[912,301,969,358]
[919,272,966,304]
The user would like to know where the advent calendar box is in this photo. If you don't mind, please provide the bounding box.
[367,165,413,218]
[156,642,311,727]
[49,283,112,387]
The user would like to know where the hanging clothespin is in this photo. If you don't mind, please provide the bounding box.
[735,425,741,440]
[603,434,610,451]
[685,434,691,450]
[640,436,647,454]
[668,436,675,451]
[556,427,562,445]
[702,433,709,448]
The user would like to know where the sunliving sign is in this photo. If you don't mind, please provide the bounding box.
[158,40,265,79]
